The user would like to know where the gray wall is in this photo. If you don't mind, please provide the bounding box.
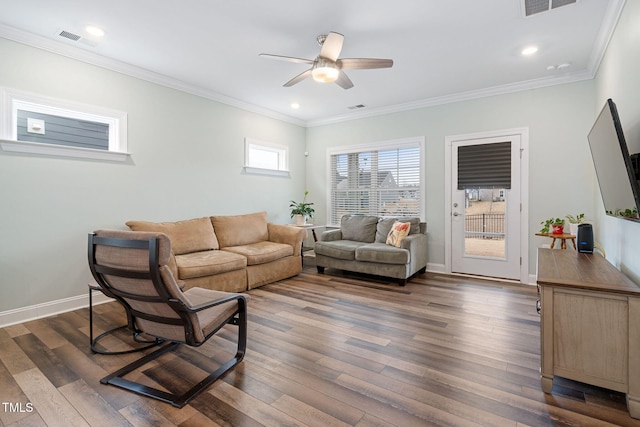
[2,0,640,317]
[306,81,596,274]
[0,38,306,313]
[593,0,640,282]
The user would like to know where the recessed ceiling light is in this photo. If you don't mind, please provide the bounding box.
[521,46,538,56]
[291,102,300,109]
[85,25,105,37]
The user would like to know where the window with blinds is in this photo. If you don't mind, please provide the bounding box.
[457,141,511,189]
[328,138,424,225]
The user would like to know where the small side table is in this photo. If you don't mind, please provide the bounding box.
[287,224,324,257]
[535,233,576,250]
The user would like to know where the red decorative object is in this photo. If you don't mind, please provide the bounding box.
[551,224,564,235]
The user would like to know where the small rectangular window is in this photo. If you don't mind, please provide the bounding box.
[0,87,128,161]
[243,138,289,177]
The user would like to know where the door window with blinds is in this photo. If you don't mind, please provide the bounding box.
[327,138,424,226]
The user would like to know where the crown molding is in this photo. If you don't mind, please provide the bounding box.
[306,70,595,127]
[0,0,625,129]
[0,24,305,127]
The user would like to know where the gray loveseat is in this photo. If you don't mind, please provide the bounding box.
[314,215,428,285]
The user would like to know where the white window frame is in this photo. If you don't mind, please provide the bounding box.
[326,137,425,227]
[243,137,289,177]
[0,87,128,162]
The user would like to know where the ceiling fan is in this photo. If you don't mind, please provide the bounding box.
[259,32,393,90]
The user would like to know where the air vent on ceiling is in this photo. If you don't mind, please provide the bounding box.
[524,0,578,17]
[57,29,97,47]
[348,104,366,110]
[58,30,81,41]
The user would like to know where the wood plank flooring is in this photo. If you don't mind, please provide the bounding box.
[1,266,638,426]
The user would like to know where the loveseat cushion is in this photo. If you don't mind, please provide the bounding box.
[314,240,369,261]
[355,243,410,265]
[222,241,293,266]
[340,215,379,243]
[126,217,219,255]
[375,217,421,243]
[174,250,246,279]
[211,211,269,248]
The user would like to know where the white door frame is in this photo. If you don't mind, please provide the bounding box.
[444,127,529,284]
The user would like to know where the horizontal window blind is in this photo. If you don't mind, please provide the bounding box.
[457,141,511,189]
[329,142,422,225]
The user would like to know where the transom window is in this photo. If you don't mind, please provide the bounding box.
[0,87,128,161]
[328,137,425,226]
[244,138,289,177]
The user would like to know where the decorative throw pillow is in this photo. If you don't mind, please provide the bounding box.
[385,221,410,247]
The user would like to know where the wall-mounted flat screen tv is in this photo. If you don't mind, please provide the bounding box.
[587,98,640,222]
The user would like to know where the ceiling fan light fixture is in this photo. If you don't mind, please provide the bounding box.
[312,58,339,83]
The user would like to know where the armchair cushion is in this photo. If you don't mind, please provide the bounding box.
[211,211,269,248]
[126,217,219,255]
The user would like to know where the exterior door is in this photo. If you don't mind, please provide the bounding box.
[450,135,522,280]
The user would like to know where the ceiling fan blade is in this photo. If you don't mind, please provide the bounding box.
[283,69,312,87]
[335,71,354,90]
[320,31,344,61]
[259,53,314,65]
[337,58,394,70]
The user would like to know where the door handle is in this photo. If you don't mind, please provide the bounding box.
[453,212,460,217]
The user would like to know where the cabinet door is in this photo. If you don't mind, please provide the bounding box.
[553,290,628,391]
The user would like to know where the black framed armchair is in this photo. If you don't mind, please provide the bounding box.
[88,229,248,408]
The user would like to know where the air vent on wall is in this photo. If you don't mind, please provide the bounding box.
[348,104,366,110]
[524,0,578,17]
[56,29,97,47]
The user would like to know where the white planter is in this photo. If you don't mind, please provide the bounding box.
[293,214,305,226]
[569,223,579,236]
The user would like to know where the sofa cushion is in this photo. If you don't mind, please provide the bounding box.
[174,250,246,279]
[211,211,269,248]
[222,241,293,266]
[126,217,219,255]
[314,240,369,261]
[355,243,410,265]
[340,215,378,243]
[386,221,411,247]
[375,217,421,243]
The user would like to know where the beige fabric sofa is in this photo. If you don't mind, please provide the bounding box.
[126,211,306,293]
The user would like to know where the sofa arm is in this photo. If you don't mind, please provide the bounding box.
[319,229,343,242]
[268,223,307,255]
[401,233,428,266]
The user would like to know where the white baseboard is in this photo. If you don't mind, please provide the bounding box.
[426,262,446,273]
[0,291,112,328]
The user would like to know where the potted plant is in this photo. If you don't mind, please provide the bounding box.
[565,213,585,236]
[540,218,565,235]
[289,190,315,225]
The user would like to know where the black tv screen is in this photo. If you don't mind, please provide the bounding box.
[587,98,640,222]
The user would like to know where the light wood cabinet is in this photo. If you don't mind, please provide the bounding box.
[537,248,640,419]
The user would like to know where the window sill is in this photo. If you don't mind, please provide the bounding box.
[243,166,290,178]
[0,139,130,162]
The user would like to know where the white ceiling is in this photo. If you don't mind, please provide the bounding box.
[0,0,624,126]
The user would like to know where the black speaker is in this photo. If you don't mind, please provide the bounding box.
[577,224,594,253]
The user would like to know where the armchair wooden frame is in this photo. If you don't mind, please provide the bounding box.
[88,231,248,408]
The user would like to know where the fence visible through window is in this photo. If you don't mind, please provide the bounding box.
[465,213,505,240]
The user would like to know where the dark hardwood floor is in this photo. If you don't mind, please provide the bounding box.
[0,264,638,426]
